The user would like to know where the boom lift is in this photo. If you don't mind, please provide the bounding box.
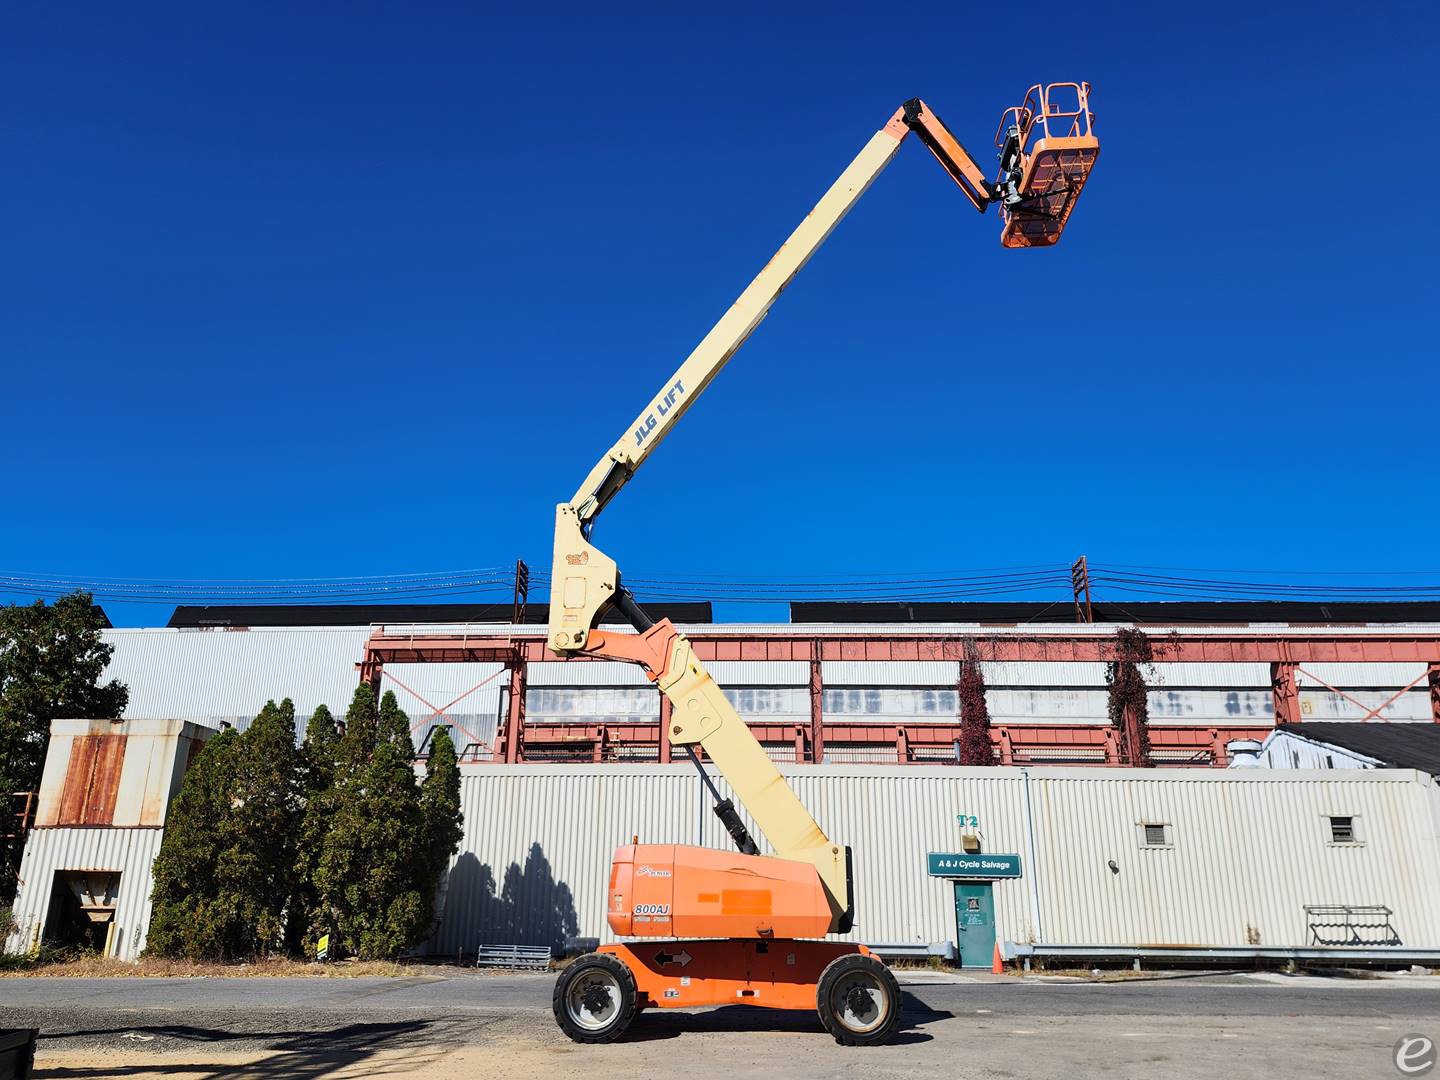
[549,83,1098,1045]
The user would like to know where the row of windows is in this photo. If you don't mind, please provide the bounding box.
[526,687,965,718]
[524,687,809,719]
[1137,816,1360,848]
[522,686,1312,720]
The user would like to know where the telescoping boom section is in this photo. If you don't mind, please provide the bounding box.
[548,83,1098,1047]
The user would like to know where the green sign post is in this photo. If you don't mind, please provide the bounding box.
[926,852,1022,879]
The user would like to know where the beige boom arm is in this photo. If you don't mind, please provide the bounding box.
[565,119,907,527]
[549,101,994,652]
[547,99,1003,934]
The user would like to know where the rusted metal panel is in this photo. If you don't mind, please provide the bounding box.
[83,735,126,825]
[57,734,127,826]
[57,737,99,825]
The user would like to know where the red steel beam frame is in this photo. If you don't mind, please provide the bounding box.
[497,654,527,764]
[363,630,1440,667]
[509,721,1273,767]
[1431,662,1440,723]
[809,647,825,764]
[358,628,1440,764]
[657,693,673,764]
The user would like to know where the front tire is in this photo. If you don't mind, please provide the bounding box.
[815,952,902,1046]
[553,952,639,1043]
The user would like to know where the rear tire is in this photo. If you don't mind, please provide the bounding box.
[553,952,640,1043]
[815,952,902,1046]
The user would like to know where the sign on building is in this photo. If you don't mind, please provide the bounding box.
[926,852,1022,879]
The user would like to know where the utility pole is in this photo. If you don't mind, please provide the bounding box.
[1071,555,1094,624]
[512,559,530,625]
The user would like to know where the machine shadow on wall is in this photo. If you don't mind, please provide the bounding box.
[449,843,579,951]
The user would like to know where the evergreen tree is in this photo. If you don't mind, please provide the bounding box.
[419,726,464,932]
[0,592,128,900]
[147,701,302,959]
[378,689,414,757]
[146,727,242,958]
[956,651,997,766]
[335,683,380,769]
[290,703,337,955]
[314,687,432,959]
[218,699,301,955]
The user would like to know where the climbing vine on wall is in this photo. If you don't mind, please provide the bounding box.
[1106,627,1155,768]
[957,641,997,766]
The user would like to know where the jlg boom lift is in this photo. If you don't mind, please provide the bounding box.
[548,83,1098,1045]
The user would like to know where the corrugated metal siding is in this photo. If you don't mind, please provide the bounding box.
[1027,771,1440,948]
[4,828,165,962]
[1147,663,1270,687]
[104,627,371,722]
[527,661,809,688]
[101,626,1436,732]
[378,662,503,753]
[9,770,1436,962]
[823,660,1425,692]
[819,661,1270,689]
[985,688,1278,725]
[1257,732,1380,770]
[1297,663,1429,687]
[427,766,1440,955]
[707,662,809,686]
[825,661,958,687]
[529,662,653,688]
[1298,690,1431,722]
[432,770,702,955]
[57,735,126,825]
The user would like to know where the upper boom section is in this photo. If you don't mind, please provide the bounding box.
[567,111,909,526]
[564,92,1089,528]
[551,87,1097,655]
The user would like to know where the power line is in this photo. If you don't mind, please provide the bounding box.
[8,561,1440,608]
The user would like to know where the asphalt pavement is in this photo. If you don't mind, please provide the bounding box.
[2,968,1438,1079]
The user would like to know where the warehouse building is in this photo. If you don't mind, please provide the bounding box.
[8,726,1439,965]
[7,599,1440,964]
[96,600,1440,768]
[434,763,1440,966]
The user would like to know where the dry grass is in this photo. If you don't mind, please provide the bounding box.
[0,954,416,978]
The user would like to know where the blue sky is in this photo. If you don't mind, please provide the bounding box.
[3,2,1437,626]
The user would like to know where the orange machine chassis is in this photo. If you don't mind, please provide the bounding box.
[601,939,873,1011]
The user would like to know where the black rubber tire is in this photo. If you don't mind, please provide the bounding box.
[815,952,903,1046]
[552,953,640,1044]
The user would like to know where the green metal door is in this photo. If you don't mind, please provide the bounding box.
[953,882,995,969]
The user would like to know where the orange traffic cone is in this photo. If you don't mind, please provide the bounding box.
[991,943,1004,974]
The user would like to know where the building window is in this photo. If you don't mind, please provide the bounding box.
[1139,822,1172,848]
[525,688,657,723]
[822,687,958,719]
[721,687,808,716]
[1328,816,1358,844]
[1291,750,1301,768]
